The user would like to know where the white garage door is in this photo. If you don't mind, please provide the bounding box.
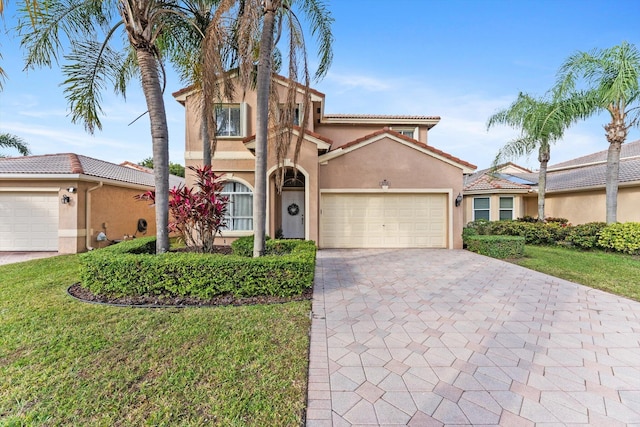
[0,192,59,251]
[320,193,448,248]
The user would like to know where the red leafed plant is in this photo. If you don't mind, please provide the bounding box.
[137,166,228,253]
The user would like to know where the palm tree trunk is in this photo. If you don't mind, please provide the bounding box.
[605,141,622,224]
[253,0,277,257]
[202,106,211,166]
[537,146,550,221]
[137,48,170,253]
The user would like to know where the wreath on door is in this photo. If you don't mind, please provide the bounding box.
[287,203,300,216]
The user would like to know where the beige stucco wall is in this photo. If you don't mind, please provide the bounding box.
[319,137,465,248]
[314,123,430,148]
[538,185,640,224]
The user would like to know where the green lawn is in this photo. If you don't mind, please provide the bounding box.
[0,255,311,426]
[511,245,640,301]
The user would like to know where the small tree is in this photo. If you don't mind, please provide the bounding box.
[137,166,228,253]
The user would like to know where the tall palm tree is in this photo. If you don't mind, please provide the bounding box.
[18,0,207,253]
[0,132,30,156]
[487,92,589,220]
[554,41,640,223]
[202,0,333,257]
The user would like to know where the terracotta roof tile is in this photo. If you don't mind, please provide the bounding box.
[324,113,441,121]
[0,154,185,188]
[464,174,531,192]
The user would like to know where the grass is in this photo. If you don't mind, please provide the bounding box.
[511,245,640,301]
[0,255,311,426]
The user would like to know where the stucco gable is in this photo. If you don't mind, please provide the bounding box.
[318,127,476,173]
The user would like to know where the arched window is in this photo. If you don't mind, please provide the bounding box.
[221,181,253,231]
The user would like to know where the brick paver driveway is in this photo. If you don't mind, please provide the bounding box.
[306,249,640,426]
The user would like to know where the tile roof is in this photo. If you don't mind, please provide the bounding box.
[323,113,441,121]
[464,174,532,192]
[549,139,640,170]
[538,157,640,191]
[338,127,477,170]
[0,153,185,188]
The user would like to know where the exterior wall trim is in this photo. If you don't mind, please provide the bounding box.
[59,228,87,238]
[186,150,255,160]
[0,187,60,192]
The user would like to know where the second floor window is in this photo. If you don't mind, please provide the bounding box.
[215,104,242,137]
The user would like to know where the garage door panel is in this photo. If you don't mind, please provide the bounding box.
[321,193,447,248]
[0,192,59,251]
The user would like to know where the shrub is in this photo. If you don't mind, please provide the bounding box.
[465,235,525,259]
[598,222,640,254]
[137,166,228,253]
[488,220,529,237]
[464,219,492,235]
[231,235,272,257]
[81,238,316,298]
[565,222,607,250]
[517,215,538,223]
[545,217,569,225]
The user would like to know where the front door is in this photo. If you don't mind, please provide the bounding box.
[281,190,305,238]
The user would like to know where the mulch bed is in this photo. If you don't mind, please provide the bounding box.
[68,283,313,308]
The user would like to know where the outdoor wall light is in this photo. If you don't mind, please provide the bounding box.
[61,194,71,204]
[380,179,390,190]
[455,193,463,207]
[67,187,77,193]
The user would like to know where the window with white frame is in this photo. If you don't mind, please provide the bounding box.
[221,182,253,231]
[392,127,417,139]
[473,197,490,221]
[499,197,514,220]
[215,104,246,137]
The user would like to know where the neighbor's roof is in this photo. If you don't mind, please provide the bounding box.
[537,157,640,191]
[0,153,185,188]
[549,139,640,170]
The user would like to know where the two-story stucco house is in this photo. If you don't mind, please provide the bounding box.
[173,75,476,249]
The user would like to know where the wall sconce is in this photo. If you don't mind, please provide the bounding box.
[61,194,71,204]
[455,193,463,207]
[379,179,389,190]
[67,187,77,193]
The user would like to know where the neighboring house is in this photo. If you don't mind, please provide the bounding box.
[173,75,476,249]
[462,140,640,224]
[0,153,184,253]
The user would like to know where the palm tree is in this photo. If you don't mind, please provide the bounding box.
[554,41,640,223]
[201,0,333,257]
[487,92,588,220]
[0,132,30,156]
[17,0,209,253]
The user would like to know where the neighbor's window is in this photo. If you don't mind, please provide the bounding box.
[473,197,490,221]
[215,104,245,137]
[499,197,514,220]
[221,181,253,231]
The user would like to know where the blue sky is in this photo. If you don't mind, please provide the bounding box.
[1,0,639,169]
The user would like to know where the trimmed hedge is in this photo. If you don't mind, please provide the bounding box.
[80,237,316,298]
[465,235,525,259]
[598,222,640,255]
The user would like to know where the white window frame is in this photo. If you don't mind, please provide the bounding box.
[221,181,253,231]
[499,196,514,221]
[391,126,418,140]
[473,197,490,221]
[214,103,247,138]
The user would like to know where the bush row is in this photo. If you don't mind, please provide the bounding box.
[464,219,640,254]
[465,235,525,259]
[80,236,316,298]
